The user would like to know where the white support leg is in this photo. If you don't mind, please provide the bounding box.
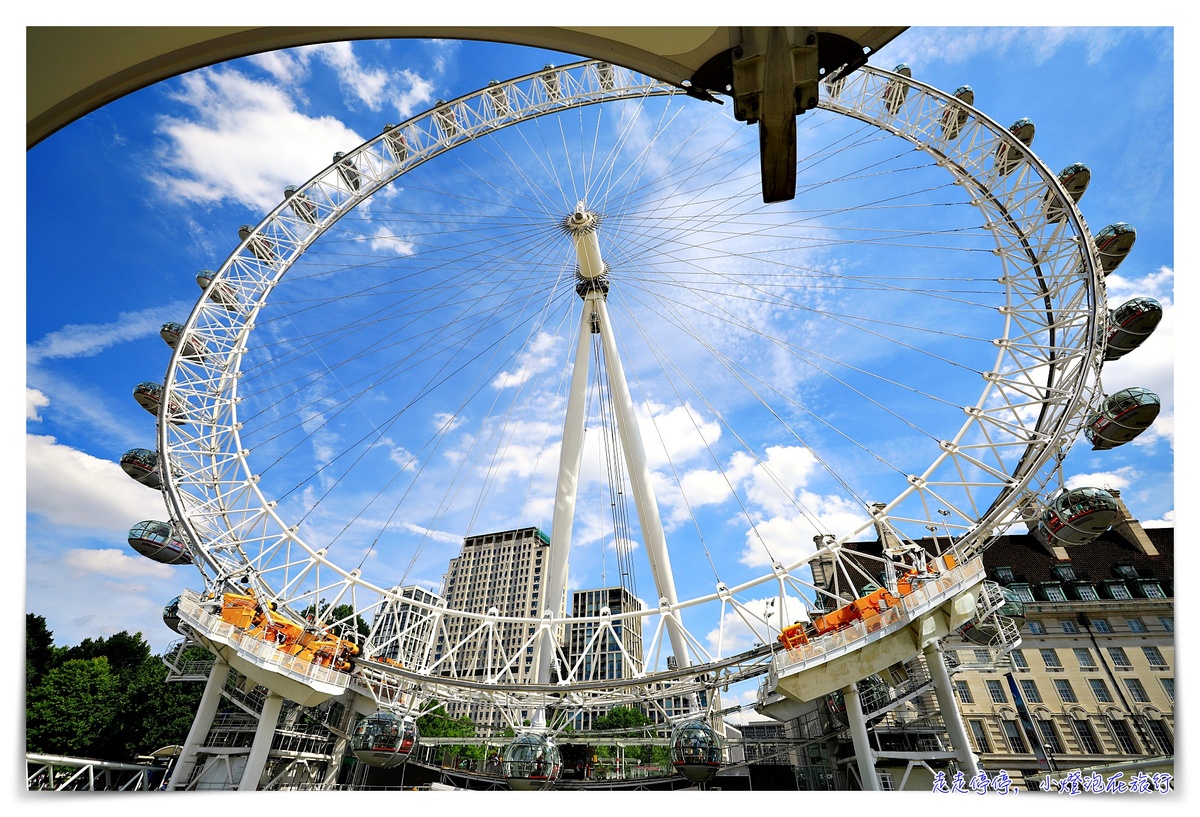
[168,655,228,790]
[238,691,284,790]
[924,641,981,777]
[844,680,880,791]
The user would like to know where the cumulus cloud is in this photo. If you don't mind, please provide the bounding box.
[704,593,810,656]
[26,434,168,531]
[491,331,563,389]
[151,68,366,212]
[27,388,49,421]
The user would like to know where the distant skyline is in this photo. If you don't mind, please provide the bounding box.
[24,25,1175,728]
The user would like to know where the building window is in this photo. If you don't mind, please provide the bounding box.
[1126,618,1147,633]
[994,567,1015,583]
[1011,649,1028,669]
[1138,582,1166,598]
[1054,679,1078,703]
[1089,678,1114,703]
[1107,583,1133,600]
[1114,564,1138,579]
[878,772,895,792]
[1051,563,1076,581]
[1159,617,1174,632]
[1072,718,1102,754]
[1109,719,1140,754]
[987,679,1008,704]
[1123,678,1150,703]
[1107,647,1132,668]
[1060,619,1078,634]
[1146,720,1174,754]
[1091,618,1112,633]
[1010,584,1035,603]
[1042,584,1068,602]
[1074,584,1100,601]
[968,720,992,753]
[1019,679,1042,703]
[1037,718,1064,754]
[1002,720,1029,753]
[1027,620,1045,635]
[954,680,974,704]
[1040,648,1062,669]
[1143,646,1168,668]
[1160,678,1175,703]
[1073,647,1097,668]
[974,648,991,663]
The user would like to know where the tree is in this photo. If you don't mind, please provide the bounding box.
[417,700,483,763]
[26,657,121,758]
[63,631,152,682]
[300,601,370,640]
[26,614,62,688]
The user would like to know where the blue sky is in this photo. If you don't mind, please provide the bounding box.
[24,24,1175,702]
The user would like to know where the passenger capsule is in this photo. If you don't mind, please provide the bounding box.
[163,596,182,633]
[1085,387,1161,450]
[433,101,458,138]
[882,64,912,115]
[333,152,361,191]
[1044,163,1091,222]
[382,125,409,162]
[486,82,510,116]
[596,62,615,91]
[1094,222,1136,275]
[1032,487,1119,549]
[940,85,974,139]
[670,720,723,783]
[196,269,239,311]
[238,225,275,262]
[1105,296,1163,360]
[128,520,192,565]
[351,711,419,768]
[995,117,1035,176]
[541,64,560,100]
[501,733,561,790]
[120,448,162,489]
[160,321,207,360]
[283,185,318,224]
[133,382,187,425]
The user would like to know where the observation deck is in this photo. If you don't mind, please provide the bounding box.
[759,556,988,718]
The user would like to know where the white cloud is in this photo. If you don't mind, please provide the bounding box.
[151,68,365,212]
[27,388,49,421]
[64,547,175,581]
[1063,467,1136,493]
[394,69,436,120]
[491,331,563,389]
[704,593,809,656]
[27,302,190,365]
[26,434,169,531]
[306,42,392,112]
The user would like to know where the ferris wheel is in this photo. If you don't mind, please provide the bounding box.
[138,59,1139,734]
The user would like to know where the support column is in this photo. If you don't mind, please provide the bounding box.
[168,655,229,790]
[538,296,599,699]
[238,691,284,790]
[924,640,980,777]
[594,294,689,668]
[843,680,880,791]
[321,693,359,788]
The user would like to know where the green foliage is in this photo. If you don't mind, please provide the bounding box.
[25,614,62,688]
[299,601,370,640]
[417,700,483,762]
[23,619,206,762]
[26,657,121,758]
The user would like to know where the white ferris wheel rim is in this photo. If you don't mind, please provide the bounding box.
[156,60,1104,706]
